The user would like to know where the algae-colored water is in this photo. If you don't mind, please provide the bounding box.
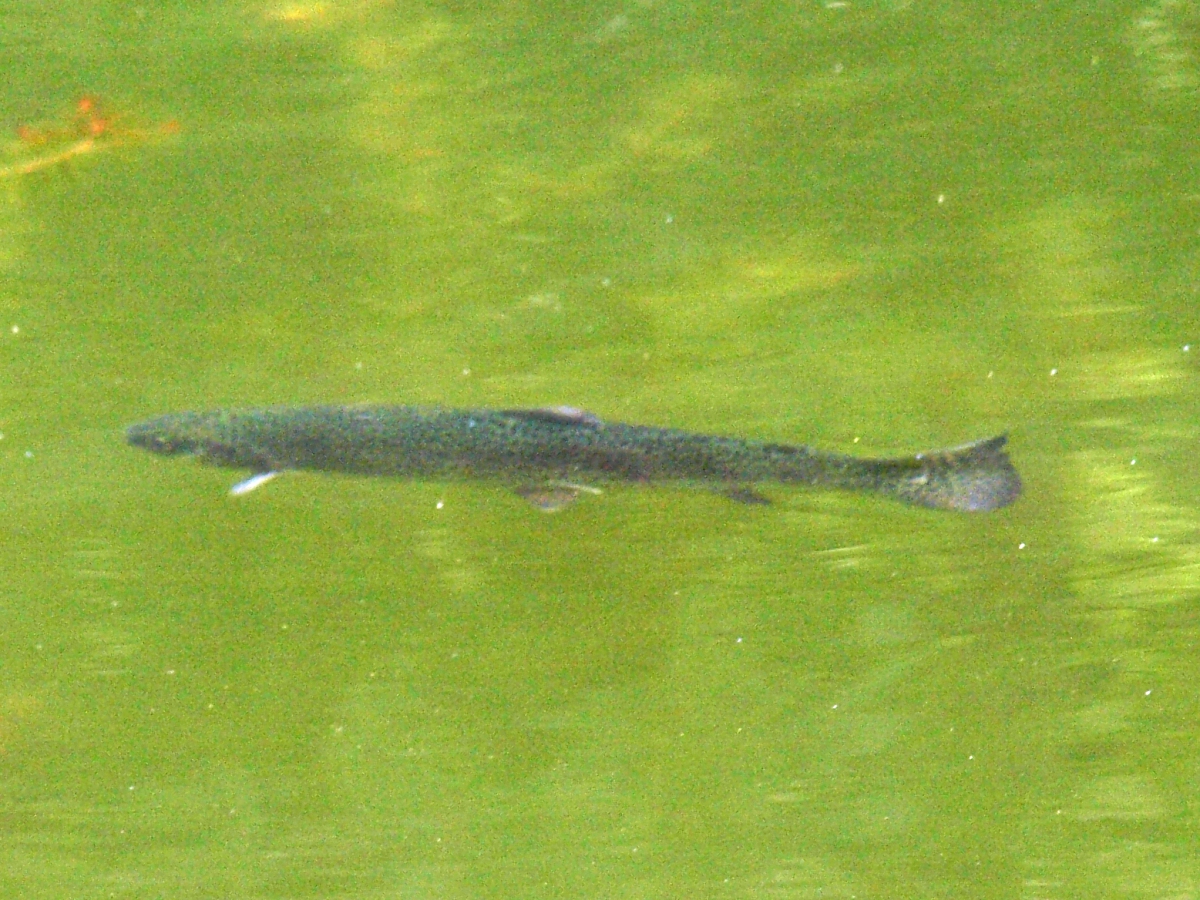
[2,1,1199,897]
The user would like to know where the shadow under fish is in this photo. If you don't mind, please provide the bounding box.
[125,405,1022,512]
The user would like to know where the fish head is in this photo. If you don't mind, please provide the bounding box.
[126,412,273,470]
[126,413,211,456]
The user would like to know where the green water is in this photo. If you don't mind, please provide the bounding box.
[3,1,1199,897]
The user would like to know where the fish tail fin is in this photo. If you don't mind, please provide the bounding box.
[871,434,1022,512]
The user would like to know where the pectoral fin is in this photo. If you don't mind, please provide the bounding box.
[230,471,281,496]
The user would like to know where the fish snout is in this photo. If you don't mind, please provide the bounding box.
[126,420,195,456]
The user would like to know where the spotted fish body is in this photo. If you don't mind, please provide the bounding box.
[125,405,1021,512]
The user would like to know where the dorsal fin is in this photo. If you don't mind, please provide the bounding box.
[501,406,603,428]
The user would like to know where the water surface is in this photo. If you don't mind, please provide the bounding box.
[2,1,1199,897]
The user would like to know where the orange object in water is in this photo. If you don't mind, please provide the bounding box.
[1,95,178,179]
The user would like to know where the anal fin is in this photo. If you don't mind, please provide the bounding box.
[515,481,602,512]
[721,486,771,505]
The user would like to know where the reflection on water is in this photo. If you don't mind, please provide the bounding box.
[1131,0,1200,97]
[1074,448,1200,609]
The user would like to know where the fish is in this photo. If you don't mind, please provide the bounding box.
[125,404,1022,512]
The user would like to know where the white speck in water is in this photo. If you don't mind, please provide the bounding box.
[1050,368,1057,376]
[462,368,471,376]
[1151,536,1160,543]
[1184,345,1191,352]
[354,361,363,370]
[1131,458,1137,465]
[937,194,945,204]
[665,214,674,224]
[987,371,994,378]
[831,704,838,710]
[10,325,17,334]
[436,501,444,510]
[1019,543,1026,549]
[1145,690,1152,696]
[24,450,32,458]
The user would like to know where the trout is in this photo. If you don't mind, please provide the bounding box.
[125,405,1021,512]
